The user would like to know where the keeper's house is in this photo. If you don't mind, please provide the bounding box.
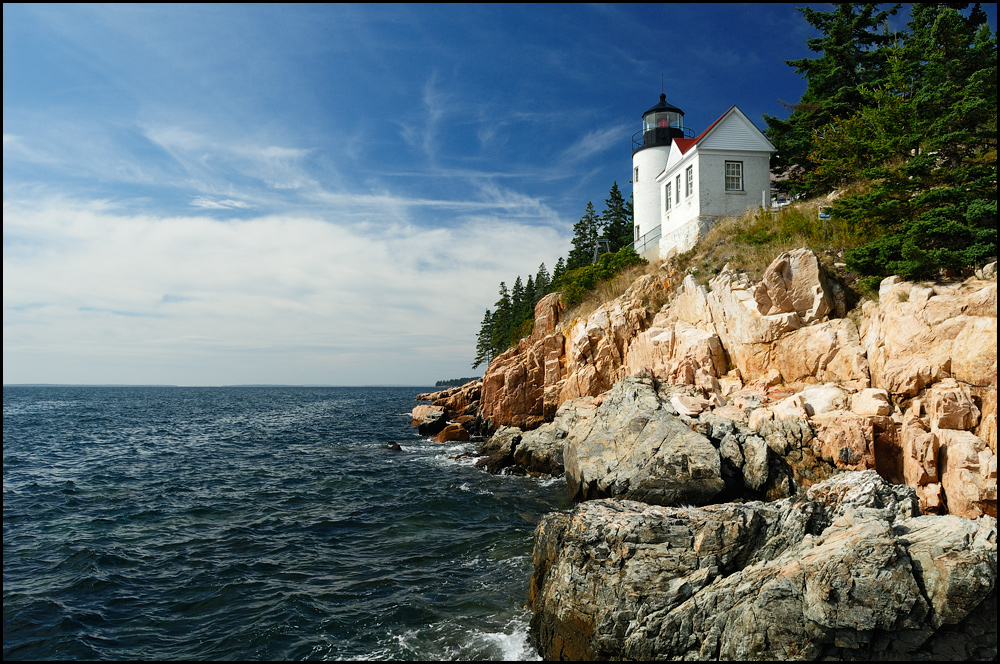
[632,96,775,261]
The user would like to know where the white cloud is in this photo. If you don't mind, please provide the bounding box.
[142,125,317,192]
[560,123,631,165]
[3,197,565,385]
[190,197,256,210]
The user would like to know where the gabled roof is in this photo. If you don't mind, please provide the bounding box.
[657,105,775,179]
[672,106,732,156]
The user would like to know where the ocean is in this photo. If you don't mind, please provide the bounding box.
[3,386,568,660]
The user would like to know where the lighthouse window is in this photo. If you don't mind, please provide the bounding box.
[725,161,744,191]
[685,166,693,197]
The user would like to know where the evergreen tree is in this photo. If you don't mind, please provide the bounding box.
[763,3,900,193]
[472,309,494,369]
[567,201,600,270]
[602,181,634,252]
[533,263,551,303]
[511,276,528,323]
[830,3,998,279]
[491,282,513,354]
[552,257,566,281]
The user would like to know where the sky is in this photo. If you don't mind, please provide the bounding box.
[5,4,995,386]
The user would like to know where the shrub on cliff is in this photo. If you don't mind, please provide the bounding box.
[550,247,647,308]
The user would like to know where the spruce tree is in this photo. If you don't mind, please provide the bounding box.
[533,263,551,303]
[763,3,900,193]
[491,282,513,354]
[567,201,600,270]
[511,276,527,324]
[472,309,494,369]
[552,257,566,281]
[602,181,634,252]
[825,3,999,279]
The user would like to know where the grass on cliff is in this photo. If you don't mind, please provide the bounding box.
[561,259,667,323]
[549,193,880,335]
[668,192,873,297]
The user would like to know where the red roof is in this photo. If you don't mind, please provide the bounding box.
[673,105,737,155]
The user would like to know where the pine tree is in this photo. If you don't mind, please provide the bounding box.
[533,263,551,303]
[472,309,494,369]
[567,201,600,270]
[833,3,998,279]
[491,282,513,354]
[524,274,536,311]
[763,3,900,193]
[602,181,634,252]
[511,276,527,323]
[552,257,566,281]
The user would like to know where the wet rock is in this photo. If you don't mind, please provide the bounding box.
[416,409,448,437]
[433,422,470,443]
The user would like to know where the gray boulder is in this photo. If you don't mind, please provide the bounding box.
[530,471,997,661]
[564,373,725,506]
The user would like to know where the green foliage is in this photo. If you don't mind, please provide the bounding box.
[602,181,634,252]
[550,247,647,308]
[567,201,601,270]
[473,181,640,368]
[567,182,636,270]
[764,3,901,190]
[773,2,997,280]
[552,257,566,280]
[435,377,481,387]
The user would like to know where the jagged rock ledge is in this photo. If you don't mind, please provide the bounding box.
[529,471,997,661]
[411,250,998,660]
[469,250,997,519]
[411,379,486,442]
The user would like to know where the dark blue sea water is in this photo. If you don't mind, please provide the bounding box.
[3,386,568,660]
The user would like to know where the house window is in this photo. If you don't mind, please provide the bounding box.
[685,166,693,197]
[725,161,743,191]
[675,175,681,204]
[664,183,672,211]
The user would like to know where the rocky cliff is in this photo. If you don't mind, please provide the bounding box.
[413,249,997,660]
[474,249,997,520]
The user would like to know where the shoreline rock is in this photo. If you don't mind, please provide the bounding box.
[464,252,997,520]
[529,471,997,661]
[413,251,998,660]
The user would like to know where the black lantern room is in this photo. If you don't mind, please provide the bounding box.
[633,93,685,153]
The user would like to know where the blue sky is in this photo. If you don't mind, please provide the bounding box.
[5,4,995,386]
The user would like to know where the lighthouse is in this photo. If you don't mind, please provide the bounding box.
[632,93,686,258]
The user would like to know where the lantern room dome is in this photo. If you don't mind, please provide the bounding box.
[633,94,686,154]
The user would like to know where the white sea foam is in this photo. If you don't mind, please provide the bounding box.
[468,615,541,661]
[382,614,541,661]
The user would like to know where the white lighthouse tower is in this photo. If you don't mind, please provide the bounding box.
[632,93,687,259]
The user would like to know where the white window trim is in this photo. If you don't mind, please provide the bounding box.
[725,161,744,192]
[664,182,672,211]
[685,166,693,197]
